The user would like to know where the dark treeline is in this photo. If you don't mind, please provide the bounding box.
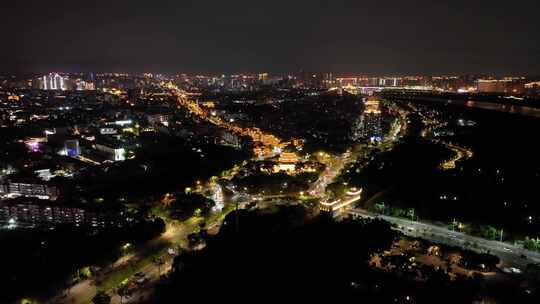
[149,207,516,303]
[0,218,165,302]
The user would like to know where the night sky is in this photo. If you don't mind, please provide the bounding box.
[2,0,539,75]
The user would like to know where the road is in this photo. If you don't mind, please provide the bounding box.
[309,150,352,198]
[49,222,189,304]
[411,103,474,171]
[437,140,473,170]
[110,253,174,304]
[348,208,540,268]
[54,280,96,304]
[170,86,287,158]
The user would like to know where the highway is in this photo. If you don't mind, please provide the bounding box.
[348,208,540,268]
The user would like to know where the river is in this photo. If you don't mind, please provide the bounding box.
[446,99,540,118]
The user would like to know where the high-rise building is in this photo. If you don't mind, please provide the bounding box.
[477,79,525,94]
[377,77,399,87]
[212,184,224,212]
[336,77,357,87]
[75,80,95,91]
[41,73,68,90]
[2,181,59,200]
[477,79,509,93]
[358,98,383,143]
[323,73,334,87]
[64,139,80,157]
[258,73,269,84]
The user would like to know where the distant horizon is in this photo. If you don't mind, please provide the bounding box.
[2,70,540,78]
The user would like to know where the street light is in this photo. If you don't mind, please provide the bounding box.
[121,243,132,255]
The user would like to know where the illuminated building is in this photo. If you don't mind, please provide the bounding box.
[376,77,399,87]
[76,80,95,91]
[358,98,383,143]
[525,81,540,89]
[254,145,272,157]
[250,130,281,147]
[64,139,81,157]
[7,95,20,102]
[278,152,298,163]
[146,114,170,126]
[216,131,241,149]
[35,169,54,181]
[99,127,118,135]
[323,73,334,87]
[201,101,216,108]
[336,77,358,87]
[262,134,280,146]
[94,143,126,161]
[319,187,363,217]
[291,138,304,150]
[41,73,67,90]
[273,152,299,173]
[106,119,133,127]
[258,73,269,83]
[212,184,224,212]
[364,99,381,113]
[1,181,59,200]
[24,138,45,152]
[0,202,128,228]
[477,79,508,93]
[476,79,524,94]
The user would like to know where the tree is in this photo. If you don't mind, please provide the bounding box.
[523,237,540,252]
[117,286,129,304]
[153,256,166,276]
[407,208,415,221]
[460,251,500,272]
[187,232,204,248]
[92,291,111,304]
[374,202,386,214]
[479,225,500,241]
[169,193,214,221]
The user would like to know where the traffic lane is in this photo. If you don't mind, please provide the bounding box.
[111,254,174,304]
[348,209,540,267]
